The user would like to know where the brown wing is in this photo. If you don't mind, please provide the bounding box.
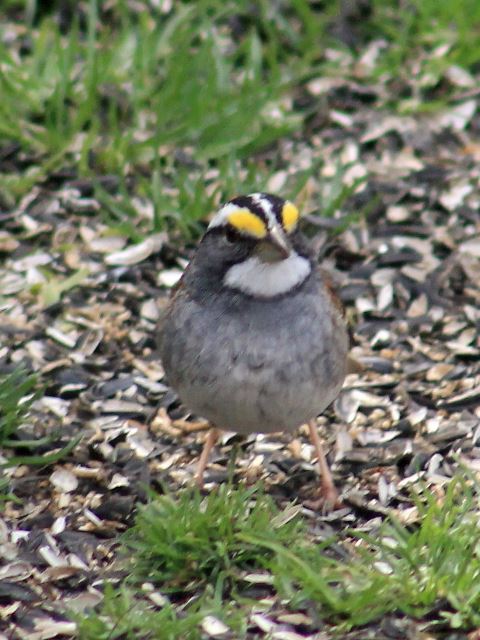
[168,266,188,298]
[318,266,364,374]
[318,267,345,317]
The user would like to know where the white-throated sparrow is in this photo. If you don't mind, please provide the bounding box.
[160,193,348,506]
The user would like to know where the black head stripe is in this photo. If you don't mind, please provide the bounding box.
[228,193,288,227]
[228,195,269,225]
[257,193,288,225]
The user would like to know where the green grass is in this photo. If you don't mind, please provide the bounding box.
[266,476,480,631]
[96,152,328,241]
[371,0,480,71]
[123,485,303,595]
[76,582,252,640]
[0,368,81,500]
[77,585,205,640]
[77,485,304,639]
[0,0,327,222]
[0,368,39,447]
[77,478,480,637]
[354,0,480,112]
[3,2,480,636]
[2,0,478,235]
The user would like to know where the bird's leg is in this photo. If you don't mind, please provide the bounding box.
[195,428,219,488]
[307,420,340,509]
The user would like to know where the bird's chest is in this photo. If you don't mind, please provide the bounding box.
[176,292,331,386]
[162,290,345,432]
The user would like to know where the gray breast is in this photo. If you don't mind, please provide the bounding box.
[160,277,348,434]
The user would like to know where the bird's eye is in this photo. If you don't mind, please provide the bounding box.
[225,226,239,244]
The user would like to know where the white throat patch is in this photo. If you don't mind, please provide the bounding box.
[224,253,311,297]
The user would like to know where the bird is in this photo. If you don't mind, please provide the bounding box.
[159,193,349,507]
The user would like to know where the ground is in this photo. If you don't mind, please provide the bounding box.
[1,1,480,639]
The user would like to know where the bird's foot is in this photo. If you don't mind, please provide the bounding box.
[304,482,343,513]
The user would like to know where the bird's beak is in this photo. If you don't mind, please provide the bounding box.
[256,224,292,262]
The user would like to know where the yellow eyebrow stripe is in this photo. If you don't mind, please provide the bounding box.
[281,202,299,233]
[227,209,267,238]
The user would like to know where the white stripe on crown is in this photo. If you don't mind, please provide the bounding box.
[251,193,277,228]
[208,194,279,231]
